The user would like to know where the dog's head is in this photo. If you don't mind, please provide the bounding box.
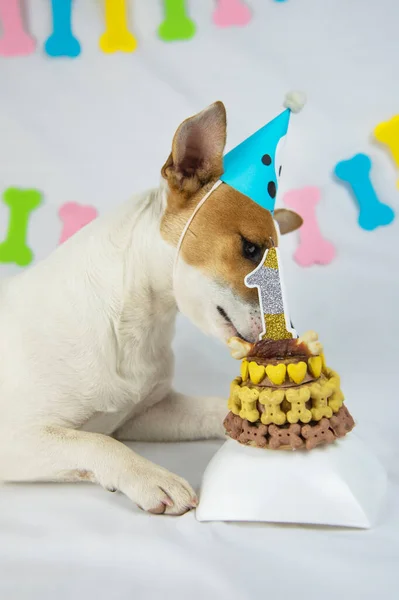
[161,102,302,343]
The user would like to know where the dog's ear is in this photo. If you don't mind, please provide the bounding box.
[274,209,303,234]
[161,101,227,198]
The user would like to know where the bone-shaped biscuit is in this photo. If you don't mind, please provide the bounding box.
[0,188,42,266]
[213,0,252,27]
[0,0,35,56]
[309,381,333,421]
[99,0,137,53]
[239,420,268,447]
[58,202,97,244]
[259,389,286,425]
[158,0,196,42]
[239,387,260,422]
[334,153,395,231]
[284,187,336,267]
[45,0,81,58]
[228,378,242,415]
[374,116,399,178]
[286,387,312,424]
[223,412,243,440]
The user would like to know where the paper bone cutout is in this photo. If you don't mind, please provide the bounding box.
[58,202,97,244]
[284,187,336,267]
[45,0,81,58]
[158,0,196,41]
[334,153,395,231]
[374,116,399,186]
[0,0,35,56]
[99,0,137,53]
[213,0,252,27]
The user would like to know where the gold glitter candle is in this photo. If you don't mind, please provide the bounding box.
[245,247,295,341]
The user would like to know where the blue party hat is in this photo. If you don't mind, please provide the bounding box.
[221,93,305,212]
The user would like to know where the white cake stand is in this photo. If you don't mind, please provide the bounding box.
[196,434,387,528]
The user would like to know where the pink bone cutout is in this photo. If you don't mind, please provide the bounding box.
[213,0,251,27]
[0,0,35,56]
[283,187,336,267]
[58,202,98,244]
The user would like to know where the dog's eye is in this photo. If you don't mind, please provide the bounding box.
[242,238,263,264]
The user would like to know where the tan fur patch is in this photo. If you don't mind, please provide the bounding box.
[161,183,278,302]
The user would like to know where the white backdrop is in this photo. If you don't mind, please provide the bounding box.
[1,1,398,598]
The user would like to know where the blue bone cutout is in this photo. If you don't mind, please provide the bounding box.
[45,0,81,58]
[334,153,395,231]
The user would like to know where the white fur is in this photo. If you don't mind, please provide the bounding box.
[0,182,262,515]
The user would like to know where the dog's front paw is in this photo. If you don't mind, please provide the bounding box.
[123,464,198,516]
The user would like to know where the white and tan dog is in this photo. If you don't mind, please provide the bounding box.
[0,102,301,515]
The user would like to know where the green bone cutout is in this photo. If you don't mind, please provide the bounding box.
[158,0,196,41]
[0,188,42,266]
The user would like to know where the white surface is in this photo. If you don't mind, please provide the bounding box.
[1,1,399,598]
[197,436,387,528]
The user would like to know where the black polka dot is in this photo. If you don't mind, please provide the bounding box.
[279,165,282,176]
[261,154,272,166]
[268,181,276,199]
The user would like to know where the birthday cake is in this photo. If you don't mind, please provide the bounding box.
[224,331,354,450]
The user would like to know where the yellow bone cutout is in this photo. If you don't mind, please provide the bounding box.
[286,387,312,423]
[309,381,333,421]
[374,116,399,169]
[239,387,260,422]
[265,363,287,385]
[99,0,137,53]
[248,361,265,384]
[259,389,286,425]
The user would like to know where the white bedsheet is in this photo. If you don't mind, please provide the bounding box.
[0,1,398,598]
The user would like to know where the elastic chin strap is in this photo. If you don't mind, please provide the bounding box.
[172,179,223,286]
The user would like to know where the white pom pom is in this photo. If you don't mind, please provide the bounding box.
[284,91,307,113]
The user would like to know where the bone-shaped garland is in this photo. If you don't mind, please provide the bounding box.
[334,153,395,231]
[58,203,98,244]
[0,188,42,267]
[158,0,196,41]
[213,0,252,28]
[284,187,336,267]
[99,0,137,54]
[374,115,399,187]
[44,0,81,58]
[0,0,35,57]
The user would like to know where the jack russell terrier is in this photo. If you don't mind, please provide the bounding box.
[0,102,302,515]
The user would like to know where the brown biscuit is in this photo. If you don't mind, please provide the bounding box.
[330,406,355,438]
[223,412,243,440]
[268,423,304,450]
[302,418,335,450]
[238,420,268,447]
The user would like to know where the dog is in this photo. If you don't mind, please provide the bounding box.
[0,102,302,515]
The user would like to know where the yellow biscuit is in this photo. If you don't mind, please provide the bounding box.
[287,361,308,384]
[265,363,287,385]
[239,387,260,422]
[228,378,241,415]
[248,361,265,384]
[259,388,286,425]
[329,389,344,413]
[286,387,312,423]
[308,356,322,378]
[240,360,249,382]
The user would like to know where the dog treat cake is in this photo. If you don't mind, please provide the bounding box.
[224,332,355,450]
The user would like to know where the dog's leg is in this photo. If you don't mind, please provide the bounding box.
[114,391,228,442]
[0,426,197,515]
